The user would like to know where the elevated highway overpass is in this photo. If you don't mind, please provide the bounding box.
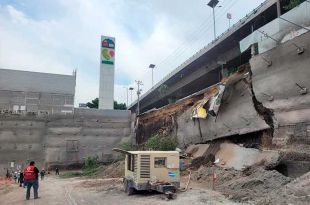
[129,0,282,113]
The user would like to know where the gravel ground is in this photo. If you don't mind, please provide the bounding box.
[0,174,245,205]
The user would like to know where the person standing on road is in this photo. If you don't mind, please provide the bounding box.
[17,171,21,184]
[13,171,18,182]
[23,161,40,200]
[19,171,24,187]
[6,169,10,179]
[40,169,45,180]
[55,167,60,175]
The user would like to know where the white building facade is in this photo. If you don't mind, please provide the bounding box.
[99,36,115,109]
[0,68,76,115]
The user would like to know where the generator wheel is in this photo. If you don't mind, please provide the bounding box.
[123,179,135,195]
[127,187,135,196]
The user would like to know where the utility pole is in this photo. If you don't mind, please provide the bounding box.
[129,87,134,104]
[135,80,143,115]
[149,64,156,87]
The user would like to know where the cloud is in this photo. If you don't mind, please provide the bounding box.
[0,0,265,107]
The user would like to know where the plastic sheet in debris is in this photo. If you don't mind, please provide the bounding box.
[207,84,225,117]
[191,99,209,119]
[191,84,226,119]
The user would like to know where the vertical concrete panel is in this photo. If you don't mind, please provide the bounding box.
[251,32,310,126]
[177,80,269,147]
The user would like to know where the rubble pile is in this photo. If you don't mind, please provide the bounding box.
[190,155,215,170]
[190,165,310,204]
[94,161,125,178]
[186,141,309,205]
[258,171,310,205]
[218,167,291,203]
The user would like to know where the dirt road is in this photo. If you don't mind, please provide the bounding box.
[0,175,245,205]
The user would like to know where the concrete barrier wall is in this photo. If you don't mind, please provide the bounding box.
[251,31,310,126]
[249,31,310,176]
[177,80,269,147]
[0,109,131,174]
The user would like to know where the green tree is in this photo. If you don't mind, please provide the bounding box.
[86,98,127,110]
[284,0,305,10]
[144,135,178,151]
[86,98,99,108]
[114,101,127,110]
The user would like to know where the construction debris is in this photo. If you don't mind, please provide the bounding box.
[186,144,209,158]
[93,161,125,178]
[186,142,280,171]
[190,165,297,204]
[190,155,215,170]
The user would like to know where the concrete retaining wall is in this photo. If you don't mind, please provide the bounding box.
[0,109,131,174]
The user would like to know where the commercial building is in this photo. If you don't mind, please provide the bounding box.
[0,68,76,115]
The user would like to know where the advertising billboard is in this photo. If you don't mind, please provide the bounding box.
[101,36,115,65]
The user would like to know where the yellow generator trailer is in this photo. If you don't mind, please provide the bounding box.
[113,149,180,195]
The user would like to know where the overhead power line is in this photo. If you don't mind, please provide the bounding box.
[156,0,240,72]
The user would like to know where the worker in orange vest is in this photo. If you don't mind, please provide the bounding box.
[23,161,40,200]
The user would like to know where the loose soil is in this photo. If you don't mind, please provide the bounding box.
[190,165,310,205]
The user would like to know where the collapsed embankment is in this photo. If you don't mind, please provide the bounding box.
[184,139,309,204]
[135,32,310,179]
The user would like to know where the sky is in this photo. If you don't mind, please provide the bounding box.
[0,0,265,107]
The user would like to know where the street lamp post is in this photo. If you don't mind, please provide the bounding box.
[227,13,232,28]
[135,80,143,115]
[207,0,220,40]
[149,64,156,87]
[129,87,134,104]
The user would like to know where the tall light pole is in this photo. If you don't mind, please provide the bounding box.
[129,87,134,104]
[149,64,156,87]
[135,80,143,115]
[123,86,128,107]
[207,0,220,40]
[227,13,232,28]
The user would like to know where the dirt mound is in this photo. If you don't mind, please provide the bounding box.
[95,161,125,178]
[220,167,291,203]
[191,166,239,183]
[257,171,310,205]
[191,165,298,204]
[190,154,215,170]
